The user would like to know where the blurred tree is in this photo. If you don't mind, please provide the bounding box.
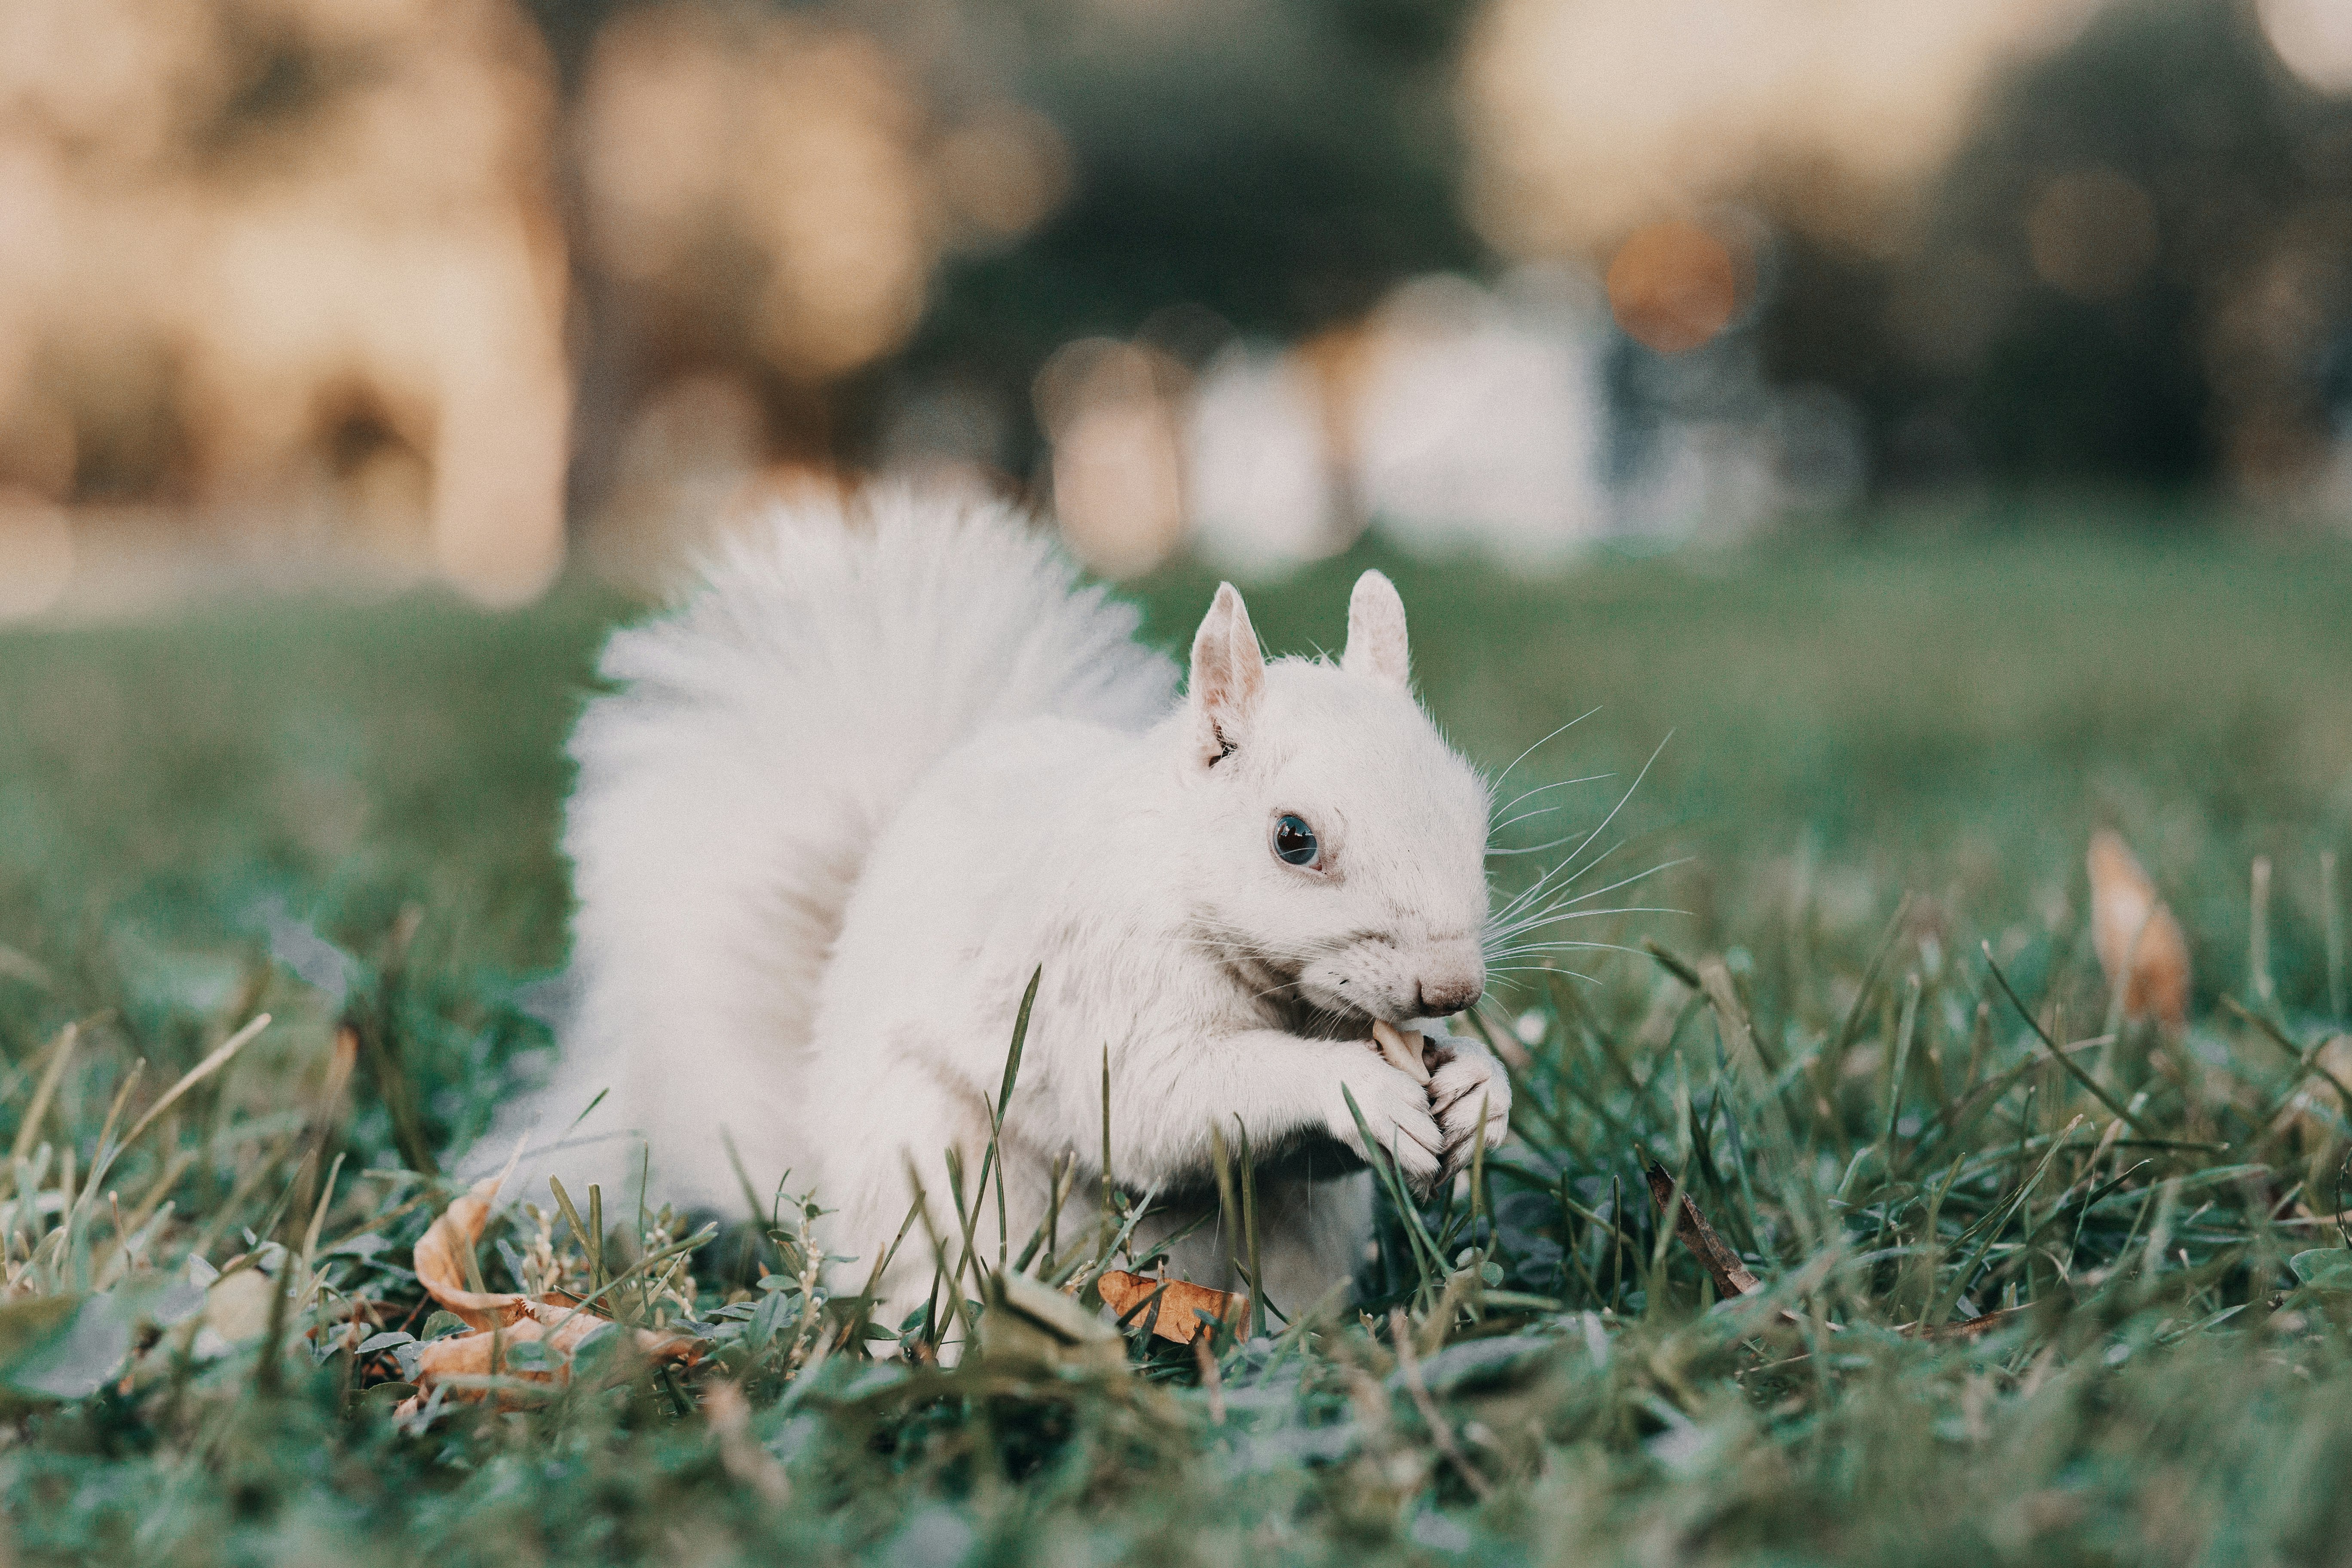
[866,0,1485,478]
[531,0,1481,513]
[1758,0,2352,505]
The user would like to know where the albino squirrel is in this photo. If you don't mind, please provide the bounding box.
[496,490,1510,1326]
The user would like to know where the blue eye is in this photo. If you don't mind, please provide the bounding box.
[1272,814,1319,867]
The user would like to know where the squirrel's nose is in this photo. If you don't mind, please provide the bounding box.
[1415,970,1485,1018]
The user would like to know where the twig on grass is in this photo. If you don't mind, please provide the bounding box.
[1642,1142,2046,1343]
[1642,1158,1760,1299]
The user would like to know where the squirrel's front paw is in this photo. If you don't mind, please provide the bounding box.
[1326,1059,1444,1198]
[1426,1035,1512,1181]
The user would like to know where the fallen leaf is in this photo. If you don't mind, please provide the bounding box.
[393,1175,698,1414]
[1643,1161,1760,1298]
[2088,830,2191,1026]
[205,1268,276,1344]
[399,1298,696,1405]
[1096,1270,1244,1345]
[412,1178,532,1330]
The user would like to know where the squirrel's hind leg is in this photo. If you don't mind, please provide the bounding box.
[1153,1170,1373,1332]
[1250,1170,1375,1328]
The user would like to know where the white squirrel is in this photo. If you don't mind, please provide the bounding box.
[496,488,1510,1327]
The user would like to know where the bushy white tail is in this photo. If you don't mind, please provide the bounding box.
[493,490,1176,1210]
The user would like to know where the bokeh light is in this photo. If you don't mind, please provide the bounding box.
[0,0,571,606]
[2259,0,2352,92]
[0,491,74,621]
[1035,340,1188,579]
[1606,221,1740,353]
[575,6,938,382]
[1186,346,1341,573]
[1461,0,2101,257]
[1352,274,1610,564]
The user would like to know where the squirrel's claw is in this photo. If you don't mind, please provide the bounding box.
[1426,1036,1513,1182]
[1331,1052,1445,1196]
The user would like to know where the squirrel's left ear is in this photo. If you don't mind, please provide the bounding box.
[1187,582,1266,768]
[1343,570,1410,691]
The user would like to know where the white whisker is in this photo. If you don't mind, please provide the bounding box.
[1491,772,1614,820]
[1488,860,1694,940]
[1485,965,1599,983]
[1488,833,1586,859]
[1490,803,1566,835]
[1490,707,1600,789]
[1485,940,1652,960]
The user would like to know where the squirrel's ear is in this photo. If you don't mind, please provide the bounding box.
[1187,582,1265,767]
[1343,570,1409,691]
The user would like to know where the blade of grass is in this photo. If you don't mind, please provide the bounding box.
[2325,850,2345,1021]
[257,1030,357,1393]
[983,966,1041,1271]
[1982,943,2162,1140]
[8,1022,79,1169]
[1932,1114,2084,1324]
[1832,893,1917,1069]
[1239,1118,1264,1338]
[1100,1044,1114,1251]
[1881,974,1922,1157]
[1340,1084,1445,1288]
[1209,1122,1239,1285]
[587,1182,606,1296]
[119,1014,270,1159]
[844,1192,927,1341]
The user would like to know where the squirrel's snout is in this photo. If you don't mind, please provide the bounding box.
[1414,958,1485,1019]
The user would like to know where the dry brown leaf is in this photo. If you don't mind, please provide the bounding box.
[1643,1160,1760,1299]
[398,1298,699,1412]
[412,1178,529,1330]
[2088,830,2191,1026]
[395,1174,698,1415]
[1096,1269,1245,1344]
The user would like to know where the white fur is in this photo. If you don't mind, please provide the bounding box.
[491,490,1510,1329]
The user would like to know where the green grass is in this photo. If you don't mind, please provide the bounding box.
[6,527,2352,1565]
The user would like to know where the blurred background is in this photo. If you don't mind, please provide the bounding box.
[2,0,2350,612]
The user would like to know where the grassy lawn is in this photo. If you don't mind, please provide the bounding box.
[6,526,2352,1564]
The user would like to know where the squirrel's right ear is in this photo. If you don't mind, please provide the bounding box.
[1186,582,1265,768]
[1343,570,1410,691]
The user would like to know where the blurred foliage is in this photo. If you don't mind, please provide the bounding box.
[1762,0,2352,497]
[883,0,1482,472]
[533,0,1489,503]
